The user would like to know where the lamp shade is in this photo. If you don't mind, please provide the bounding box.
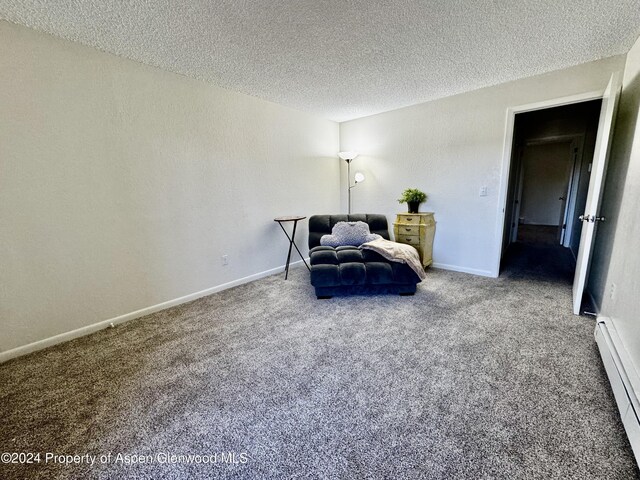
[354,172,365,183]
[338,151,359,161]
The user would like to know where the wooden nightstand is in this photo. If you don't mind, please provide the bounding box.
[393,212,436,267]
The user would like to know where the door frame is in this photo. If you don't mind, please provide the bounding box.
[509,145,525,244]
[561,136,585,248]
[492,90,604,277]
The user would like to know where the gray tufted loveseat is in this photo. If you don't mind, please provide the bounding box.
[308,214,421,298]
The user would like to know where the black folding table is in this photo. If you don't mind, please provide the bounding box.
[274,216,311,279]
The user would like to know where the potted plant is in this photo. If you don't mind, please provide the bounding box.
[397,188,427,213]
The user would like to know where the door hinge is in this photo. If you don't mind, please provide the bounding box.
[579,215,606,223]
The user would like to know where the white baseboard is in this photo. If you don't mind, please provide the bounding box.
[595,317,640,465]
[432,262,494,278]
[0,259,309,364]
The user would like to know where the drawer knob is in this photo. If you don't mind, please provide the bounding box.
[406,217,412,221]
[404,228,411,232]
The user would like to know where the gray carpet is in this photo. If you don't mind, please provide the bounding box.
[1,250,638,479]
[501,242,575,283]
[517,224,560,245]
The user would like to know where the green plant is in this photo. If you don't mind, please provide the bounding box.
[397,188,427,204]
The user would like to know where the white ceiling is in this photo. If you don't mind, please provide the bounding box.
[1,1,640,122]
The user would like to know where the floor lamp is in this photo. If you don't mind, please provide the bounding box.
[338,152,365,214]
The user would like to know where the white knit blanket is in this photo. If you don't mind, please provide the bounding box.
[360,238,427,281]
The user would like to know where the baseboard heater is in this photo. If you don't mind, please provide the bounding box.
[595,317,640,462]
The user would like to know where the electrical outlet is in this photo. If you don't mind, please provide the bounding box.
[610,283,616,300]
[221,255,229,266]
[479,186,488,197]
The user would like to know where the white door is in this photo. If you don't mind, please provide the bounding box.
[572,72,622,315]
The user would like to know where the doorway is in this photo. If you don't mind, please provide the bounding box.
[500,100,603,278]
[515,139,576,245]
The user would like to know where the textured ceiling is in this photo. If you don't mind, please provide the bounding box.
[1,1,640,122]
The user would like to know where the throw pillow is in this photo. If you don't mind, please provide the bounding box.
[320,221,382,247]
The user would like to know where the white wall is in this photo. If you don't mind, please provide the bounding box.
[589,35,640,372]
[0,21,339,356]
[339,56,625,276]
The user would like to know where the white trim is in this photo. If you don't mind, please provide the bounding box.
[562,136,585,248]
[492,89,604,277]
[510,146,525,244]
[601,318,640,414]
[505,90,604,115]
[595,317,640,464]
[0,259,309,364]
[432,262,494,278]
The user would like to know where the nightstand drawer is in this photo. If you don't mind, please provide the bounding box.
[396,225,421,235]
[398,235,420,245]
[397,215,421,225]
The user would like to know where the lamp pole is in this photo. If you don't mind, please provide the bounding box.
[347,159,352,214]
[339,152,360,215]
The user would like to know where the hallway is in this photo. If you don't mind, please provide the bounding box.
[501,242,575,285]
